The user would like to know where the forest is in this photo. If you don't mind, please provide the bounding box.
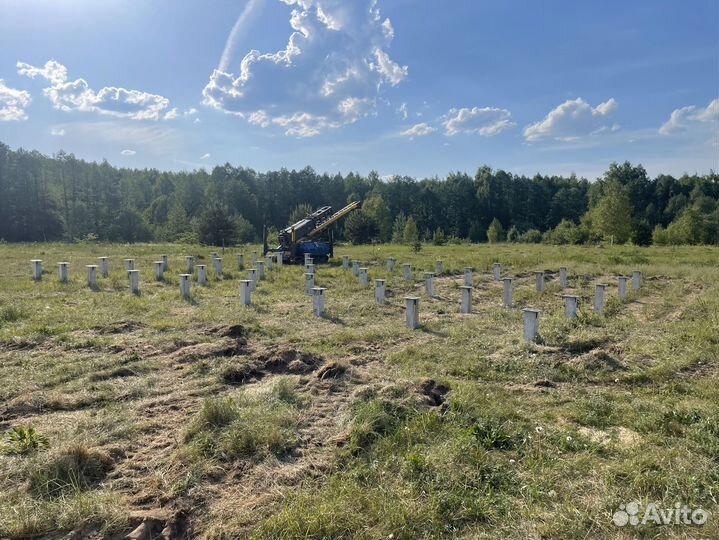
[0,141,717,246]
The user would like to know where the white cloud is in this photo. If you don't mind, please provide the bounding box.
[200,153,211,159]
[372,48,407,86]
[400,122,436,138]
[443,107,515,136]
[17,59,171,121]
[163,107,180,120]
[120,149,136,156]
[164,107,199,121]
[50,127,65,136]
[0,79,31,121]
[524,98,618,142]
[202,0,407,137]
[398,102,408,120]
[659,97,718,135]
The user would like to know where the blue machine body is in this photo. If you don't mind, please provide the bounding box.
[297,241,331,260]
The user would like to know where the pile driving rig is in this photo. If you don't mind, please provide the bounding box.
[265,201,361,264]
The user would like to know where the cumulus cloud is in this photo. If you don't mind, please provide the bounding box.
[17,59,171,121]
[659,97,718,135]
[443,107,515,136]
[120,149,136,156]
[202,0,408,137]
[400,122,436,138]
[523,98,618,142]
[0,79,31,121]
[163,107,200,120]
[373,48,407,86]
[163,108,180,120]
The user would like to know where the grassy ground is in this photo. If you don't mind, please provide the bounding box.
[0,242,717,539]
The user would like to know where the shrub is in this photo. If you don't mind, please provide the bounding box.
[29,443,113,498]
[652,224,669,245]
[487,218,504,243]
[472,418,517,450]
[1,426,48,455]
[544,219,586,245]
[0,304,27,325]
[520,229,542,243]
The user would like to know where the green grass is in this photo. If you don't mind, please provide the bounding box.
[27,442,113,498]
[183,390,299,462]
[0,427,49,456]
[0,241,717,538]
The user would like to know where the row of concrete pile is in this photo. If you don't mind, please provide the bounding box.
[29,251,273,296]
[30,254,642,341]
[338,256,642,338]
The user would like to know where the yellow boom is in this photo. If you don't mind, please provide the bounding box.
[307,200,360,238]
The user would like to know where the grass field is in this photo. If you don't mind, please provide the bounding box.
[0,242,717,539]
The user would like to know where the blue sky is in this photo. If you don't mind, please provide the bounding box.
[0,0,717,180]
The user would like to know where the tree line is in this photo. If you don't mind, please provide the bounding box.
[0,141,716,246]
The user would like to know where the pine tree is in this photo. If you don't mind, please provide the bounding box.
[403,216,419,244]
[197,201,238,246]
[487,218,504,243]
[344,210,379,244]
[592,180,633,244]
[164,200,189,241]
[391,212,407,243]
[362,195,392,242]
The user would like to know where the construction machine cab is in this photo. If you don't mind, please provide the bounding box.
[267,201,360,264]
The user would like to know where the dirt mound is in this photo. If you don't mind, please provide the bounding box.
[204,324,248,339]
[220,362,263,385]
[61,509,190,540]
[420,379,450,407]
[254,346,322,373]
[1,392,113,422]
[221,346,324,385]
[94,320,145,334]
[316,361,347,380]
[0,393,48,421]
[562,338,608,354]
[573,349,627,372]
[170,339,248,363]
[124,510,190,540]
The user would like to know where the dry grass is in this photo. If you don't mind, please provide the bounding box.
[0,242,717,539]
